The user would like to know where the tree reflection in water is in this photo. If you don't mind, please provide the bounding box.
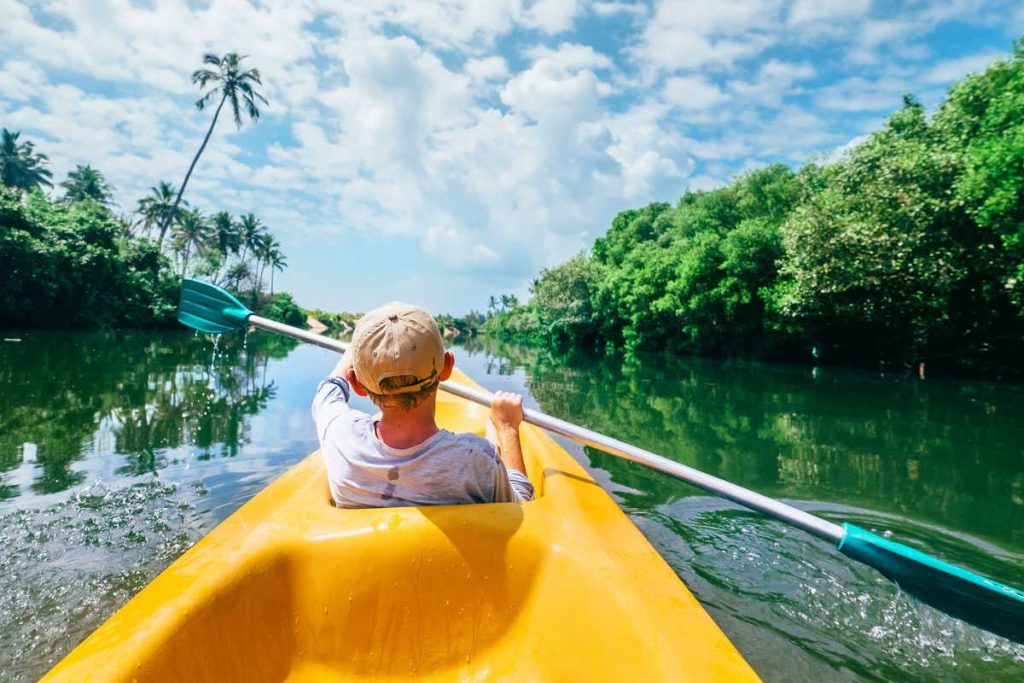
[0,330,295,500]
[465,338,1024,556]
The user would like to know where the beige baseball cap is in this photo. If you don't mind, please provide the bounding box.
[351,301,446,395]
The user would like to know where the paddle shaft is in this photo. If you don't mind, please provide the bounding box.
[249,315,844,543]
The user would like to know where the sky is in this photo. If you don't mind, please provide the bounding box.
[1,1,1022,315]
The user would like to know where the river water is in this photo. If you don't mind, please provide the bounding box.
[0,330,1021,681]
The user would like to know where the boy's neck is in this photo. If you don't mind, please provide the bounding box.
[375,393,440,450]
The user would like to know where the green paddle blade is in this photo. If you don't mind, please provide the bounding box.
[839,524,1024,643]
[178,279,253,333]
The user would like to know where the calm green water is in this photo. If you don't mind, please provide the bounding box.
[0,331,1022,681]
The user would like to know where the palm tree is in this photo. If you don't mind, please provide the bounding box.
[237,212,263,265]
[135,181,183,247]
[60,164,114,205]
[253,232,276,296]
[269,247,287,295]
[225,261,251,291]
[0,128,53,190]
[173,209,210,276]
[207,211,240,283]
[157,53,268,243]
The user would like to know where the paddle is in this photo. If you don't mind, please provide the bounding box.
[179,278,1024,644]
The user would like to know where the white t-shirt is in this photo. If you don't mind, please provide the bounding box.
[312,377,535,508]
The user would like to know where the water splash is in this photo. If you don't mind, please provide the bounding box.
[632,497,1024,682]
[0,480,209,681]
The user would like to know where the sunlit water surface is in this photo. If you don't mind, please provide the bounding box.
[0,330,1021,681]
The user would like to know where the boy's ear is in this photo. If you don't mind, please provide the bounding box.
[439,351,455,381]
[347,368,369,396]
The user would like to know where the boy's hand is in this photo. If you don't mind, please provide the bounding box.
[332,347,355,380]
[489,391,524,431]
[489,391,526,476]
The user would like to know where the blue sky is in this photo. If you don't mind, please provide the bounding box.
[1,1,1022,315]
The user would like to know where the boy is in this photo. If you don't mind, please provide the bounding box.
[312,301,534,508]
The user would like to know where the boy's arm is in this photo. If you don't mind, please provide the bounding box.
[489,391,526,475]
[312,348,356,440]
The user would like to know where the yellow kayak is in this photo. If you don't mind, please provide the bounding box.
[44,369,760,682]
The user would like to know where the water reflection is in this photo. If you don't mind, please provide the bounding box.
[0,331,295,501]
[467,339,1024,553]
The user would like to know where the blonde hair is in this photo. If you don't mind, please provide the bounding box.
[365,374,440,411]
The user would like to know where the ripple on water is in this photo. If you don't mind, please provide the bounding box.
[630,497,1024,683]
[0,479,210,681]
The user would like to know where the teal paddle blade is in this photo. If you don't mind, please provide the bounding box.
[178,279,253,333]
[838,523,1024,643]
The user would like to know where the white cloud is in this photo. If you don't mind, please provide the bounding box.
[631,0,784,75]
[321,0,583,51]
[817,75,910,112]
[525,43,615,71]
[501,51,611,122]
[521,0,583,34]
[662,76,729,110]
[0,0,317,99]
[592,1,648,19]
[728,59,816,107]
[464,56,510,84]
[0,60,46,102]
[787,0,870,26]
[922,50,1004,83]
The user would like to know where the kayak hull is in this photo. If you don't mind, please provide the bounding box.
[43,369,759,682]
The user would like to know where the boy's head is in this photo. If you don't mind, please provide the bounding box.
[350,301,452,410]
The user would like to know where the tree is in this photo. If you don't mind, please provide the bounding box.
[775,98,970,362]
[135,181,183,248]
[226,261,252,291]
[60,164,114,205]
[937,41,1024,310]
[253,232,279,295]
[207,211,240,283]
[172,209,210,276]
[529,255,606,345]
[157,53,267,243]
[592,202,672,267]
[237,212,263,266]
[0,129,53,191]
[269,247,287,295]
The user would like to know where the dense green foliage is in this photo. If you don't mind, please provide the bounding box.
[306,309,360,332]
[262,293,306,328]
[490,42,1024,373]
[1,135,296,330]
[0,187,179,327]
[436,311,486,338]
